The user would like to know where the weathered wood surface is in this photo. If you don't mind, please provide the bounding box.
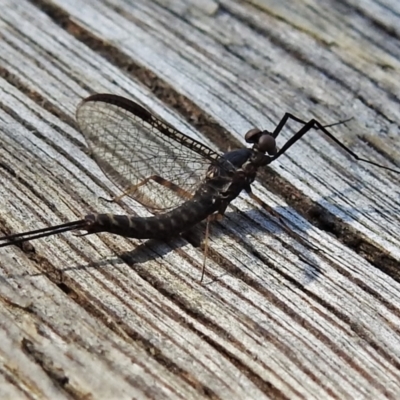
[0,0,399,399]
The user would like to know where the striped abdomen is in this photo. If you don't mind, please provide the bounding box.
[83,195,219,240]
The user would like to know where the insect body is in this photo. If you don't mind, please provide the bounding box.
[1,94,398,281]
[0,95,276,243]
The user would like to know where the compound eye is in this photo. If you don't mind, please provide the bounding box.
[245,128,262,143]
[258,134,277,155]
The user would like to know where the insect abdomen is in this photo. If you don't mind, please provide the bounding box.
[84,196,218,240]
[84,214,158,239]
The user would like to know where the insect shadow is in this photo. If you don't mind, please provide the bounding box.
[79,203,326,285]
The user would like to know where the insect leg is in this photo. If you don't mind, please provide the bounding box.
[200,215,212,283]
[310,120,400,173]
[271,114,398,172]
[271,113,351,139]
[273,116,359,161]
[272,113,309,139]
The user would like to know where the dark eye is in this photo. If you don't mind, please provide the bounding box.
[258,134,277,155]
[245,128,262,143]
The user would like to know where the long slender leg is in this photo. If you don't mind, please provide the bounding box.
[198,206,230,283]
[271,116,399,173]
[104,175,193,203]
[200,215,212,283]
[273,116,354,159]
[272,113,351,139]
[272,113,309,139]
[309,120,399,172]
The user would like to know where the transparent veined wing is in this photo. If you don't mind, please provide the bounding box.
[76,94,230,212]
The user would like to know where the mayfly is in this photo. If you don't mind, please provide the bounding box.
[1,94,398,281]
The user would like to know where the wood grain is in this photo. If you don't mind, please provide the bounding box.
[0,0,399,399]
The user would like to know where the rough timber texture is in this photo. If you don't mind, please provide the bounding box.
[0,0,399,399]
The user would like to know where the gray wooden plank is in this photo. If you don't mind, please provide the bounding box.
[0,0,400,399]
